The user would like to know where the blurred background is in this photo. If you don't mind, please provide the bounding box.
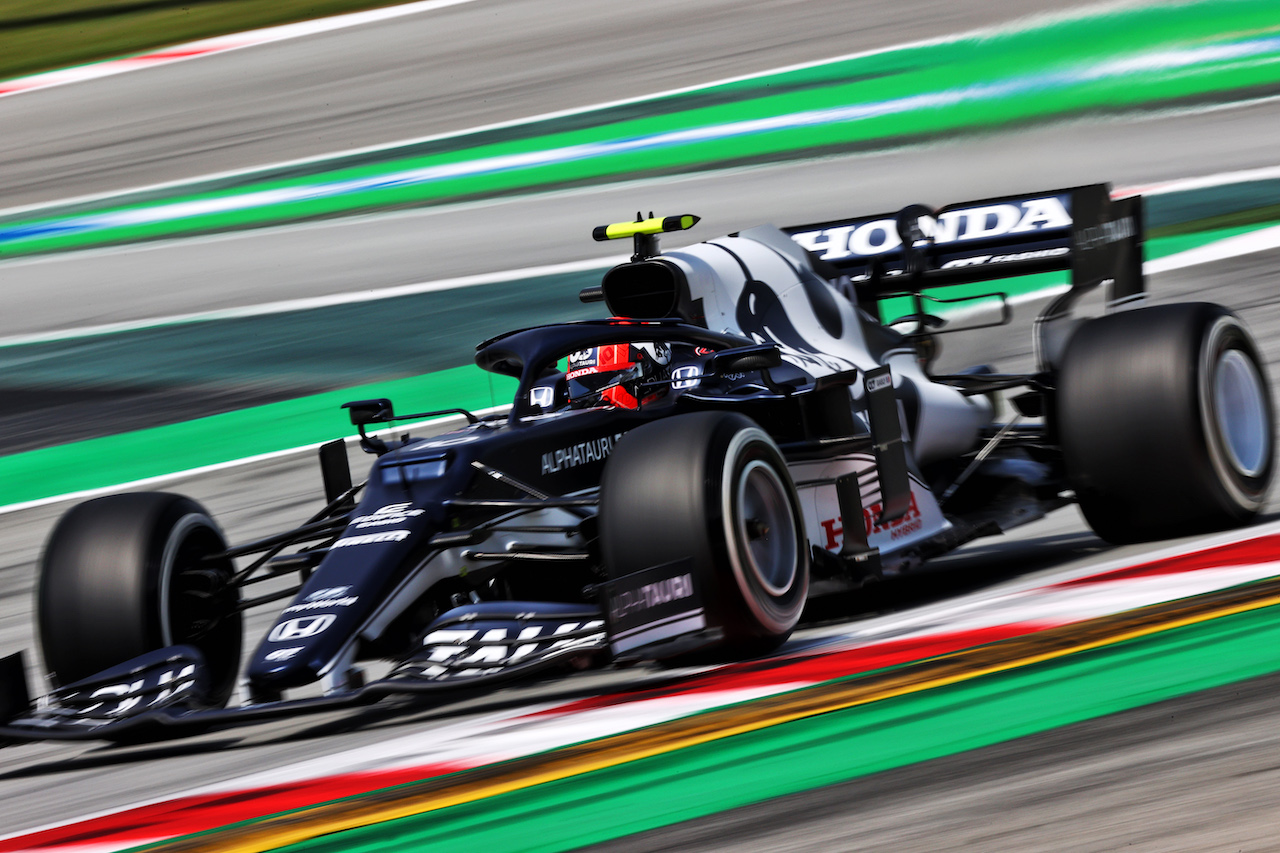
[1,1,1279,850]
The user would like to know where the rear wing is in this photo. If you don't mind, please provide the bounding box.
[783,183,1144,307]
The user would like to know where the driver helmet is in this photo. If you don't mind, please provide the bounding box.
[566,342,671,409]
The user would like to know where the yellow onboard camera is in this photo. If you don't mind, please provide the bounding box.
[593,212,699,261]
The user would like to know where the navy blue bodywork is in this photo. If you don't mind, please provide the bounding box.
[246,320,770,692]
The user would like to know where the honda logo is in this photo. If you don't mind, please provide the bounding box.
[529,386,555,408]
[268,614,335,642]
[671,365,701,390]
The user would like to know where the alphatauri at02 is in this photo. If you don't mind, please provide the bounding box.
[2,184,1272,742]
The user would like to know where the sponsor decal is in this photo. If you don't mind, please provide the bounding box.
[791,196,1073,261]
[540,432,624,475]
[565,348,601,380]
[284,588,359,613]
[306,586,351,601]
[283,595,358,613]
[866,373,893,393]
[608,573,696,622]
[70,663,198,717]
[1075,216,1135,250]
[332,530,411,547]
[264,647,303,662]
[820,491,923,550]
[409,621,605,680]
[939,246,1070,269]
[267,614,336,642]
[566,343,648,383]
[604,557,706,654]
[529,385,555,409]
[353,503,424,528]
[671,365,702,390]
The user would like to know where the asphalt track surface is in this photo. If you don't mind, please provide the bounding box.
[2,0,1280,848]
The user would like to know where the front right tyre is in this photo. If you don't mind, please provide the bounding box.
[600,412,809,658]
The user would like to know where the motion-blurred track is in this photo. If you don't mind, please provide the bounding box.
[1,0,1279,848]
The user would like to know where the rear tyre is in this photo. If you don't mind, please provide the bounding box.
[37,492,241,706]
[1057,303,1274,544]
[600,412,809,658]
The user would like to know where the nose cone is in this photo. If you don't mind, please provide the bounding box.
[247,611,344,690]
[245,572,378,692]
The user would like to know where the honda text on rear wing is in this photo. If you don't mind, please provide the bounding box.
[785,184,1145,370]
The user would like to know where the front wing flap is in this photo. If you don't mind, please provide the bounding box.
[380,601,606,690]
[0,604,609,744]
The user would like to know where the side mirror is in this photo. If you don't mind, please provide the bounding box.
[342,399,394,455]
[342,398,394,426]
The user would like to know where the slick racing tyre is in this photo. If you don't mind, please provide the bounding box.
[1057,303,1274,544]
[600,412,809,658]
[37,492,242,706]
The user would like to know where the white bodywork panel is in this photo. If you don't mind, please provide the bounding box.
[661,227,993,467]
[788,454,951,558]
[663,230,880,377]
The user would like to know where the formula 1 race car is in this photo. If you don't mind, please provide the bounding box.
[2,184,1273,742]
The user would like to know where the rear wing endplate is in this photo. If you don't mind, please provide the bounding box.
[784,183,1144,307]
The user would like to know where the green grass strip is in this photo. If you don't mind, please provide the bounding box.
[145,595,1280,853]
[1150,220,1276,254]
[0,364,514,507]
[0,221,1269,509]
[3,0,1278,256]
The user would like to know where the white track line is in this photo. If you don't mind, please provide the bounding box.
[1118,163,1280,196]
[1146,223,1280,275]
[0,0,1156,219]
[3,167,1277,349]
[0,0,483,102]
[0,407,508,517]
[0,256,624,349]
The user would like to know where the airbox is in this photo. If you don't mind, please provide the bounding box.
[601,260,692,320]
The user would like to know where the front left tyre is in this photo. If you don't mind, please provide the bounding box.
[37,492,242,706]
